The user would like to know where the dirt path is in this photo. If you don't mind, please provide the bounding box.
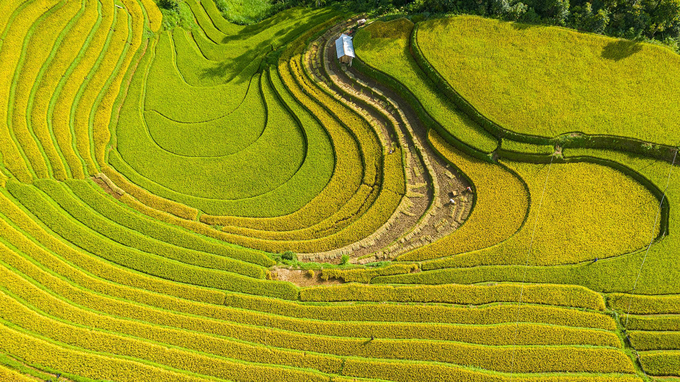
[272,267,343,287]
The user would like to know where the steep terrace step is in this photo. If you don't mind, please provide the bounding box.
[313,20,473,260]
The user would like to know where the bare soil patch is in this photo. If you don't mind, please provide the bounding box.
[272,267,343,287]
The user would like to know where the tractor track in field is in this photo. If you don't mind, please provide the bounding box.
[300,19,473,262]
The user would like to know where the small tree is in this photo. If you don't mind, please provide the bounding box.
[281,251,297,261]
[340,254,350,265]
[158,0,178,10]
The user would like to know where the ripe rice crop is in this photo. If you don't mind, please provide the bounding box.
[398,130,528,261]
[417,15,680,144]
[6,181,299,299]
[609,293,680,314]
[417,160,659,269]
[0,0,677,379]
[224,293,617,329]
[638,351,680,376]
[322,263,418,283]
[300,283,606,310]
[353,18,498,153]
[629,332,680,351]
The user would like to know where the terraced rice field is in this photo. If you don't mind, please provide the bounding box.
[0,1,677,381]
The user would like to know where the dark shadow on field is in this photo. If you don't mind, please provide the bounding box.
[200,49,266,83]
[601,40,642,61]
[196,8,336,82]
[510,21,541,30]
[219,8,336,45]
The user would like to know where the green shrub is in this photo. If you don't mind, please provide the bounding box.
[282,251,297,261]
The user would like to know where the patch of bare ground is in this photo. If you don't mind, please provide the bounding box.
[270,267,343,287]
[91,176,121,200]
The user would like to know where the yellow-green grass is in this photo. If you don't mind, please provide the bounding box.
[3,200,624,364]
[398,130,528,262]
[170,27,238,87]
[300,283,606,310]
[51,0,114,180]
[130,50,338,223]
[342,358,641,382]
[501,139,555,155]
[388,148,677,294]
[7,0,78,180]
[220,184,376,240]
[186,66,335,219]
[92,0,149,168]
[195,40,405,250]
[609,294,680,314]
[200,23,368,228]
[195,0,242,36]
[322,264,418,283]
[0,279,633,376]
[0,363,34,382]
[102,164,200,219]
[139,0,162,33]
[0,351,65,381]
[224,293,618,330]
[0,0,29,34]
[0,286,334,381]
[114,41,308,207]
[0,227,620,353]
[417,15,680,144]
[415,159,659,271]
[629,332,680,351]
[0,269,344,375]
[624,315,680,331]
[0,0,63,183]
[171,23,261,89]
[207,180,401,253]
[186,0,336,64]
[144,39,267,157]
[35,0,99,180]
[353,18,498,153]
[0,321,232,382]
[21,0,87,181]
[73,2,129,174]
[286,45,382,187]
[0,254,623,375]
[5,180,299,299]
[201,57,362,227]
[32,179,266,278]
[143,32,257,123]
[0,243,620,352]
[65,178,273,267]
[0,241,630,378]
[639,351,680,376]
[0,188,226,306]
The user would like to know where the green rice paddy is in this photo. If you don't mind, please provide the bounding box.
[0,1,677,380]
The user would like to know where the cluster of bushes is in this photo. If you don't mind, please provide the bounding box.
[326,0,680,50]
